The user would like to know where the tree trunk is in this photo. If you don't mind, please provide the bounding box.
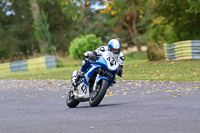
[30,0,48,54]
[132,36,141,52]
[59,8,65,48]
[132,0,141,52]
[30,0,40,24]
[121,19,142,52]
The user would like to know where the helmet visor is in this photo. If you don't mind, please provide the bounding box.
[111,48,120,54]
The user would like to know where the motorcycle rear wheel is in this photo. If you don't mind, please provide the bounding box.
[66,89,80,108]
[89,79,109,107]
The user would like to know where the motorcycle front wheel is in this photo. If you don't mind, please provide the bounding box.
[66,89,80,108]
[89,79,109,107]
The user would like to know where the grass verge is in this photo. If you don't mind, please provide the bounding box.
[0,52,200,81]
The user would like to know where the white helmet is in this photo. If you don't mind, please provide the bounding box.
[108,39,121,53]
[107,39,121,59]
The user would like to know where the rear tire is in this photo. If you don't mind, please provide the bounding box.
[66,89,80,108]
[89,79,109,107]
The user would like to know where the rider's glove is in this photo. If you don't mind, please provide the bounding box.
[117,68,124,77]
[84,52,95,58]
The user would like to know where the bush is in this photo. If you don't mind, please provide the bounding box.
[57,59,64,68]
[147,42,165,61]
[69,34,102,59]
[147,23,177,61]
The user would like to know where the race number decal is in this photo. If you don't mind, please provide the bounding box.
[81,84,87,94]
[100,47,105,52]
[120,56,125,61]
[107,57,117,66]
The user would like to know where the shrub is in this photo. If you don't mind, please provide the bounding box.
[147,23,177,61]
[69,34,102,59]
[147,42,165,61]
[57,59,64,68]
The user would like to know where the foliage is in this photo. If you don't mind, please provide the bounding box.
[1,0,200,61]
[154,0,200,41]
[56,59,64,68]
[146,0,200,60]
[0,0,37,60]
[72,7,116,43]
[147,42,165,61]
[0,25,20,60]
[32,10,53,54]
[69,34,102,59]
[99,0,154,51]
[147,23,177,61]
[186,0,200,14]
[38,1,73,53]
[39,0,110,54]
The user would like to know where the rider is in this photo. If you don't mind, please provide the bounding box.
[72,39,125,86]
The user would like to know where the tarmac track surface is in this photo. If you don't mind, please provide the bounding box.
[0,80,200,133]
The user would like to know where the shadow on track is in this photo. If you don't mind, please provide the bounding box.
[66,102,131,109]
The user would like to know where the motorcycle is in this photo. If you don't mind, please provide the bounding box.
[66,52,119,107]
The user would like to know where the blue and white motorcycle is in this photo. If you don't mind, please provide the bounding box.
[66,52,119,107]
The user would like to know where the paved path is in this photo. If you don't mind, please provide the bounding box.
[0,80,200,133]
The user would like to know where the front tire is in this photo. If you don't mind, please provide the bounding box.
[66,89,80,108]
[89,79,109,107]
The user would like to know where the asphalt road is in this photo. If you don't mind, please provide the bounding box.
[0,80,200,133]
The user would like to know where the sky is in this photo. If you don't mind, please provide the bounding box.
[91,1,107,10]
[2,0,107,16]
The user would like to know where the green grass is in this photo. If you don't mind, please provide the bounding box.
[0,67,80,80]
[124,60,200,81]
[0,52,200,81]
[123,52,200,81]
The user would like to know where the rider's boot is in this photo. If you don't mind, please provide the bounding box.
[72,59,89,87]
[73,71,85,87]
[72,70,78,87]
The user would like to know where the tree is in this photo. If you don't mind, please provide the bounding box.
[101,0,144,51]
[0,0,38,60]
[154,0,200,41]
[30,0,53,54]
[146,0,200,61]
[38,0,95,54]
[186,0,200,14]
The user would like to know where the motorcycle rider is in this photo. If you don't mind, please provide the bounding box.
[72,39,125,86]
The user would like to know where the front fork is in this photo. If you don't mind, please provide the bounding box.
[93,73,100,91]
[92,68,111,91]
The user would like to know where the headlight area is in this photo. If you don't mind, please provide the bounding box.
[98,69,113,79]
